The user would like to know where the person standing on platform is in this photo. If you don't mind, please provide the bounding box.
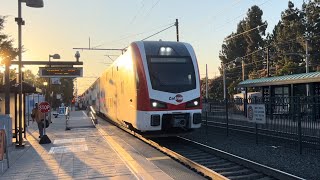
[32,103,45,138]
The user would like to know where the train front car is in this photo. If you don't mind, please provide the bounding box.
[133,41,202,133]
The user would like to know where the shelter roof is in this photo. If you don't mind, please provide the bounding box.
[238,71,320,87]
[0,79,38,93]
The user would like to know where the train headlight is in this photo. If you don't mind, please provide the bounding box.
[159,46,174,56]
[186,98,201,108]
[160,47,166,52]
[150,99,167,109]
[152,102,157,107]
[194,101,199,106]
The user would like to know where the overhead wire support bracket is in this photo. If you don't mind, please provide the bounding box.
[72,47,126,54]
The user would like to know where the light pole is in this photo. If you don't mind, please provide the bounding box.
[15,0,43,147]
[234,57,245,81]
[48,54,60,122]
[43,81,48,98]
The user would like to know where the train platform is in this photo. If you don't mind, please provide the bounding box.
[0,110,204,180]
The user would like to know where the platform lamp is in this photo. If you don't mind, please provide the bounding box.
[49,54,61,63]
[48,53,60,123]
[15,0,44,148]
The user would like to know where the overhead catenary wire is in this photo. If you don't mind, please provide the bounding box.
[93,22,175,48]
[120,22,176,51]
[144,0,161,18]
[224,23,268,42]
[212,0,272,32]
[129,0,146,25]
[141,23,175,41]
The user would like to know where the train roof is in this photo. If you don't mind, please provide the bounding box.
[132,41,191,56]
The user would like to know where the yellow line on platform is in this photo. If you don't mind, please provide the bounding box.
[146,156,171,161]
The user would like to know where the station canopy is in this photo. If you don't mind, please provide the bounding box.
[238,71,320,88]
[0,79,38,93]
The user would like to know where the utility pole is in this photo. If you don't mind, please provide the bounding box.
[205,64,208,101]
[266,47,270,77]
[242,59,245,81]
[306,39,310,96]
[222,63,229,136]
[17,0,24,147]
[222,63,226,99]
[235,57,245,81]
[175,19,179,42]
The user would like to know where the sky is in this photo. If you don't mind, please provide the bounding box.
[0,0,303,94]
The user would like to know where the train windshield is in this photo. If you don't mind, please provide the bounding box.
[147,57,196,93]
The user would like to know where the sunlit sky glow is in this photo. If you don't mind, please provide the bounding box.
[0,0,303,94]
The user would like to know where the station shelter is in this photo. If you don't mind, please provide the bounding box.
[0,79,40,143]
[237,71,320,117]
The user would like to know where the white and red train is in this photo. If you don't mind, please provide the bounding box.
[82,41,202,133]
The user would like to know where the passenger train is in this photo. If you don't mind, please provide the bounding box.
[82,41,202,133]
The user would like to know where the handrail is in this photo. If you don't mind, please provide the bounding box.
[88,106,98,125]
[65,107,70,130]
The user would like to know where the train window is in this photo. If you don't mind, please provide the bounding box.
[147,56,196,93]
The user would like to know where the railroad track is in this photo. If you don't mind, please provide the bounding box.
[95,112,304,180]
[151,136,304,180]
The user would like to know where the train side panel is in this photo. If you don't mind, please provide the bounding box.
[115,47,138,127]
[98,47,138,127]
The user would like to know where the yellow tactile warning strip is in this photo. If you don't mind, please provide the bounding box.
[146,156,171,161]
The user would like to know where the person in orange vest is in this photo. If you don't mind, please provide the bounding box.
[31,103,45,138]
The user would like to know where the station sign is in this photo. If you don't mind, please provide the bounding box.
[247,104,266,124]
[39,67,83,77]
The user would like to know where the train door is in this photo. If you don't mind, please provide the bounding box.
[127,59,138,127]
[115,65,121,122]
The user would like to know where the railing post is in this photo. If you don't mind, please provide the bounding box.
[298,98,302,154]
[269,86,273,121]
[255,123,258,144]
[225,98,229,137]
[65,107,70,130]
[206,103,209,140]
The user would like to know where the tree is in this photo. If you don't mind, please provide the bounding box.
[219,5,266,97]
[201,76,224,100]
[60,78,74,106]
[268,1,306,75]
[302,0,320,70]
[23,69,37,85]
[0,16,18,81]
[242,5,267,74]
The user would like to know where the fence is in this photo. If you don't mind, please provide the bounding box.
[203,96,320,154]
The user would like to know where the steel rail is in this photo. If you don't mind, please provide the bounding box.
[96,113,304,180]
[177,136,305,180]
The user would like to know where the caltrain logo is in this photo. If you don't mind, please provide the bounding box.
[169,94,183,103]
